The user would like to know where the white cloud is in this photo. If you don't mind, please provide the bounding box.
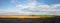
[13,0,60,15]
[15,0,60,11]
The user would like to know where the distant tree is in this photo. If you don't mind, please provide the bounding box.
[32,15,36,16]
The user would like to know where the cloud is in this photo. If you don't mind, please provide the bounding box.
[11,0,60,15]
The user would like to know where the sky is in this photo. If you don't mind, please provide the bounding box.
[0,0,60,15]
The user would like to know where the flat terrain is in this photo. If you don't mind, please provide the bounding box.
[0,15,54,18]
[0,15,60,23]
[0,16,60,23]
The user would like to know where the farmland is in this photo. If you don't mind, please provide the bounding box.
[0,15,59,23]
[0,15,54,18]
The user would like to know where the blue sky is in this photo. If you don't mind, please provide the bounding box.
[37,0,60,5]
[0,0,60,15]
